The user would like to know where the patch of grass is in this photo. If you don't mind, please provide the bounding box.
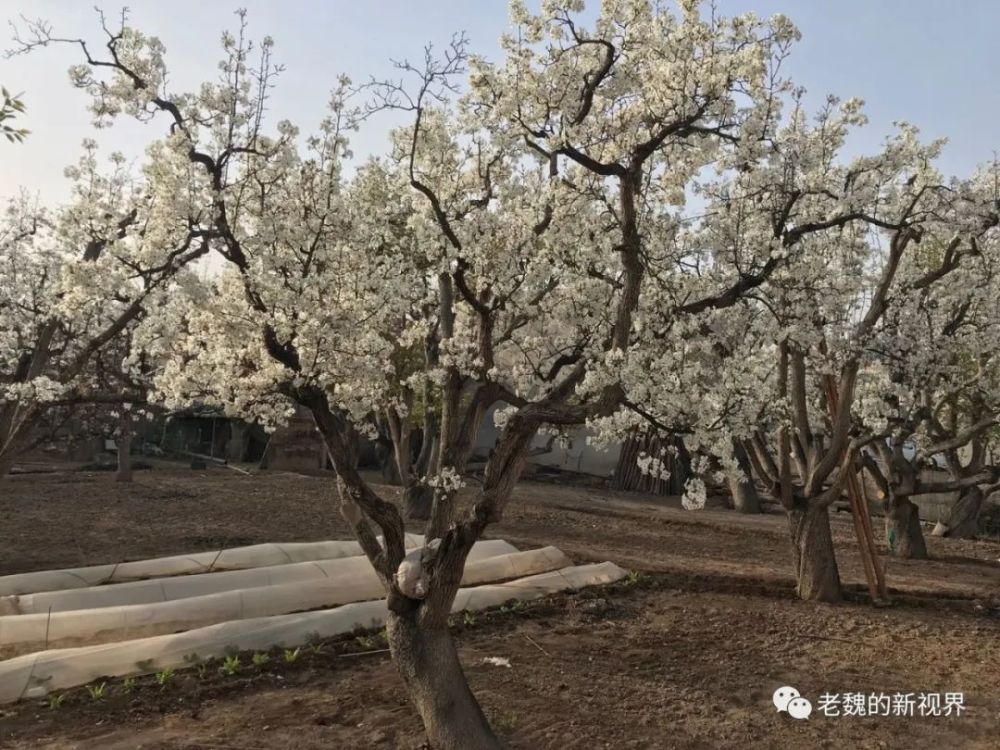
[283,648,301,664]
[47,693,65,710]
[499,599,525,615]
[493,710,519,732]
[121,677,136,695]
[155,668,174,687]
[251,652,270,667]
[623,570,648,587]
[85,682,106,701]
[220,655,241,676]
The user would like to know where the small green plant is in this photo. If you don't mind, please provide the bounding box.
[47,693,65,710]
[378,628,388,644]
[85,682,107,701]
[121,677,136,695]
[309,641,326,655]
[355,634,376,650]
[155,668,174,687]
[283,648,301,664]
[493,711,519,732]
[251,652,270,667]
[220,655,241,675]
[624,570,645,587]
[196,662,209,679]
[463,611,477,627]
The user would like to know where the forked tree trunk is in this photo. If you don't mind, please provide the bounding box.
[933,486,985,539]
[387,611,500,750]
[787,502,841,602]
[884,494,928,559]
[404,481,434,521]
[116,410,133,484]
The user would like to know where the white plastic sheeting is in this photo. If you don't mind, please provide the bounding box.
[0,539,518,615]
[0,547,572,654]
[0,533,426,596]
[0,561,625,702]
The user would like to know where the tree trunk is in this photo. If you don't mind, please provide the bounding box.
[386,611,500,750]
[0,452,17,482]
[787,502,841,602]
[404,481,434,521]
[933,486,985,539]
[116,409,133,484]
[0,414,33,480]
[729,441,761,513]
[729,474,762,513]
[884,494,928,559]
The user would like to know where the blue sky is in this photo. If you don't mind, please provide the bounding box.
[2,0,997,203]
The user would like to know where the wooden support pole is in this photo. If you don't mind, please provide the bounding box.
[823,377,888,604]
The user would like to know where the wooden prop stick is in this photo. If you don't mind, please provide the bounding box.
[823,377,888,603]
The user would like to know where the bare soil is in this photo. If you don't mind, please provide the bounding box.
[2,464,1000,749]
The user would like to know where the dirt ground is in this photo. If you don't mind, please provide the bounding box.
[2,464,1000,749]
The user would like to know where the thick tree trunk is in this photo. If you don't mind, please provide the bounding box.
[404,481,434,521]
[729,440,762,513]
[729,474,762,513]
[116,410,133,483]
[933,486,985,539]
[387,611,500,750]
[788,502,841,602]
[0,452,16,482]
[884,494,928,559]
[0,414,33,481]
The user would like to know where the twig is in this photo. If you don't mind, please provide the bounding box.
[796,632,876,647]
[205,547,226,574]
[102,560,122,585]
[523,633,551,657]
[338,648,390,658]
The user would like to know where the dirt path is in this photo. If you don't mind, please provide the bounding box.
[1,468,999,748]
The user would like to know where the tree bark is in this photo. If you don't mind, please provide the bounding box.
[787,502,841,602]
[729,474,762,513]
[933,486,985,539]
[0,412,35,481]
[386,611,501,750]
[116,409,133,483]
[404,481,434,521]
[0,452,17,482]
[729,440,762,513]
[884,494,928,559]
